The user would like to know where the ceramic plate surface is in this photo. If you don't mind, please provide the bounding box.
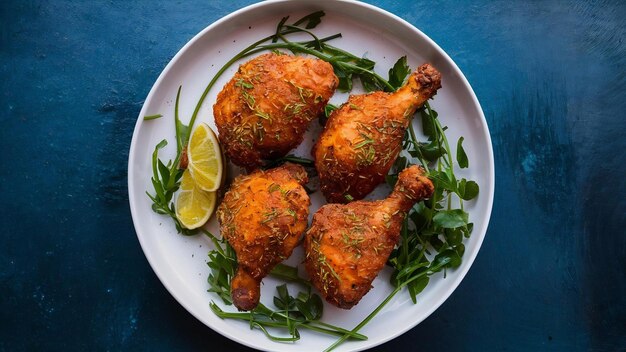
[128,1,494,350]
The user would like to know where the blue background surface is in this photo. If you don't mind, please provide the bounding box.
[1,0,625,351]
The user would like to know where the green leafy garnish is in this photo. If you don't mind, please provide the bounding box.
[388,56,411,90]
[323,256,452,352]
[203,230,367,342]
[456,136,469,169]
[324,103,338,117]
[323,53,479,352]
[145,86,195,235]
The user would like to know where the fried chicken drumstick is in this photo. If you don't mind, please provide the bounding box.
[313,63,441,203]
[304,165,434,309]
[216,163,310,311]
[214,53,338,170]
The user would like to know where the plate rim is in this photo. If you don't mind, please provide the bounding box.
[127,0,495,350]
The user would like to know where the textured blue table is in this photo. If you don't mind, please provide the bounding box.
[1,1,625,351]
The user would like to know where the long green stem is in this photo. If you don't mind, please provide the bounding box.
[324,258,451,352]
[426,101,455,211]
[401,218,409,266]
[324,287,401,352]
[251,42,394,91]
[211,303,367,340]
[257,304,366,339]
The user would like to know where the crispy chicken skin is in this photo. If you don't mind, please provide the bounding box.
[214,53,338,170]
[216,163,310,311]
[304,165,434,309]
[313,63,441,203]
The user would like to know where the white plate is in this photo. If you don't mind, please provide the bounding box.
[128,0,494,351]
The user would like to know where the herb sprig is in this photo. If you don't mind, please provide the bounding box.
[203,230,367,342]
[145,86,194,235]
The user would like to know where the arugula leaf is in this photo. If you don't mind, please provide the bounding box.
[456,136,468,168]
[295,291,323,320]
[333,65,353,91]
[360,75,382,92]
[433,249,462,269]
[462,223,474,238]
[174,86,189,155]
[319,103,338,126]
[274,284,293,310]
[388,56,410,90]
[157,159,170,189]
[445,228,463,246]
[407,276,429,303]
[324,103,338,117]
[432,209,469,229]
[145,90,194,236]
[421,107,437,140]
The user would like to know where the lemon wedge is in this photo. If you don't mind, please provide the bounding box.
[175,169,216,229]
[188,123,223,192]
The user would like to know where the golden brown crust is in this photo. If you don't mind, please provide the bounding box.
[313,63,441,203]
[216,163,310,311]
[304,165,433,309]
[214,53,338,170]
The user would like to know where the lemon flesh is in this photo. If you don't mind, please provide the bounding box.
[188,123,223,192]
[175,169,216,229]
